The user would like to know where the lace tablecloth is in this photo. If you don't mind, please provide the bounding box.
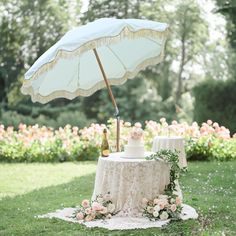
[92,152,180,217]
[152,136,187,168]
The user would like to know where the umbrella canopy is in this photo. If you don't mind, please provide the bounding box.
[21,18,169,152]
[21,18,169,104]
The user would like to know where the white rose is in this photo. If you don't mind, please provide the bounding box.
[147,206,154,214]
[154,205,160,212]
[153,211,159,218]
[160,211,169,220]
[107,203,115,213]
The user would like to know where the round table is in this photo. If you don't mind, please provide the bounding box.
[92,152,181,217]
[152,136,187,169]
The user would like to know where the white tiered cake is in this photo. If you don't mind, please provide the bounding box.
[123,127,145,158]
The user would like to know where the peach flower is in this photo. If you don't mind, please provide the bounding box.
[76,212,84,220]
[81,199,90,208]
[100,206,108,214]
[92,202,102,211]
[85,208,92,215]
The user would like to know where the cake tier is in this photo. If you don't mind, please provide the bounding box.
[128,138,143,146]
[124,145,145,158]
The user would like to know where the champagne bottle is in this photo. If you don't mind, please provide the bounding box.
[101,128,109,157]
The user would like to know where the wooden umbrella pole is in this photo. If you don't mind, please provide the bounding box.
[93,48,120,152]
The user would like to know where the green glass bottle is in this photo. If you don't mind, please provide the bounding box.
[101,129,109,157]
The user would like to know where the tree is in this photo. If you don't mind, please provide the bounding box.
[215,0,236,79]
[143,0,209,104]
[0,0,81,107]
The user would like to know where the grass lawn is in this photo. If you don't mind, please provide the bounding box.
[0,161,236,236]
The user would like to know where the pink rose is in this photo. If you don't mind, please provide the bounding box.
[85,207,92,215]
[170,204,177,212]
[158,199,168,209]
[81,199,90,208]
[92,202,102,211]
[76,212,84,220]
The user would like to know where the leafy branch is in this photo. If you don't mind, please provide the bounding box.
[146,149,181,196]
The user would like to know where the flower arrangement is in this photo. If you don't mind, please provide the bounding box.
[130,126,144,140]
[142,195,182,221]
[144,149,183,221]
[146,149,181,195]
[73,192,117,222]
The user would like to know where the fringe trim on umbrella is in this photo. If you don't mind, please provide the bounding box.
[21,26,169,103]
[21,47,166,104]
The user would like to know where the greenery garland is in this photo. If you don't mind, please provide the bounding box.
[146,149,181,196]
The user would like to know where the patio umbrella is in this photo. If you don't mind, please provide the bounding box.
[21,18,169,152]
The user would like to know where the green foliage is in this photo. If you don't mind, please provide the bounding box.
[146,150,181,196]
[186,136,236,161]
[0,138,99,163]
[193,79,236,133]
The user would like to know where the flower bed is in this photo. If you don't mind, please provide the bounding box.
[0,119,235,162]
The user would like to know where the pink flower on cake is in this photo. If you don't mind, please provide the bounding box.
[81,199,90,208]
[130,127,143,140]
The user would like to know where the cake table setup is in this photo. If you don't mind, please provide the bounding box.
[20,17,198,230]
[38,127,198,230]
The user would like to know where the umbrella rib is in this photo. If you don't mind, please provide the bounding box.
[107,45,127,71]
